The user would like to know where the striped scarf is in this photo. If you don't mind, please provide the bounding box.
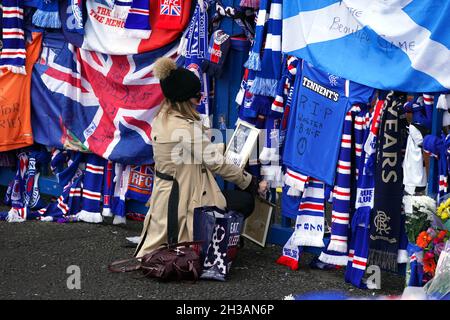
[0,0,26,74]
[423,134,448,203]
[249,0,282,97]
[124,0,151,39]
[112,0,151,38]
[319,107,358,266]
[32,0,62,28]
[77,154,106,224]
[102,160,115,217]
[243,0,269,71]
[291,178,326,248]
[345,104,380,288]
[284,167,307,197]
[271,55,298,114]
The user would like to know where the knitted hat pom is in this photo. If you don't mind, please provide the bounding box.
[153,57,177,80]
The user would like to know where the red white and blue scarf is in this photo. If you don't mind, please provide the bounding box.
[1,0,26,74]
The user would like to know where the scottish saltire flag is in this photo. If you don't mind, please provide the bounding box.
[34,31,179,164]
[283,0,450,92]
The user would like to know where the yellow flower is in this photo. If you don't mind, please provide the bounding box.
[442,210,450,221]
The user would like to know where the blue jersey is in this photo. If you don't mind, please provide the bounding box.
[283,62,374,185]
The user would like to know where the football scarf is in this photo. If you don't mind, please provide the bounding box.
[68,0,85,35]
[249,0,281,97]
[23,150,48,210]
[345,106,377,288]
[423,134,448,204]
[32,0,62,28]
[155,0,186,31]
[111,0,151,38]
[406,243,424,287]
[319,108,355,266]
[271,55,298,114]
[77,154,106,224]
[284,167,308,195]
[102,160,114,217]
[202,29,231,78]
[278,79,296,160]
[0,0,26,74]
[422,94,434,130]
[369,92,406,273]
[276,233,304,270]
[237,68,259,121]
[4,151,29,222]
[123,0,151,39]
[291,178,326,248]
[183,1,210,126]
[39,150,84,221]
[111,163,131,224]
[243,0,269,71]
[403,95,430,129]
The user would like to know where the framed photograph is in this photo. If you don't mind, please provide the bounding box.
[242,197,275,247]
[224,119,260,168]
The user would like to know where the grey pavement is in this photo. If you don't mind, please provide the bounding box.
[0,217,405,300]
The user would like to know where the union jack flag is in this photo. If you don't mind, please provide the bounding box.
[34,33,180,164]
[160,0,182,16]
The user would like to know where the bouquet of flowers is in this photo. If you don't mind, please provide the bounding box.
[416,227,450,283]
[436,197,450,231]
[404,196,436,244]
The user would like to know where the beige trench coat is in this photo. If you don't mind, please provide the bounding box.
[135,107,252,257]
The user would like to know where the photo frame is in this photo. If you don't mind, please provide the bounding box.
[224,119,260,168]
[242,197,275,247]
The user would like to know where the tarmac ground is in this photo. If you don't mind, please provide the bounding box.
[0,217,406,300]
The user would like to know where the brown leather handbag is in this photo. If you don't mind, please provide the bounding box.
[109,241,202,282]
[109,170,202,281]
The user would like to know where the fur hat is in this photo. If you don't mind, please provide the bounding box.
[154,57,201,102]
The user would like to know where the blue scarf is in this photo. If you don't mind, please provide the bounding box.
[124,0,151,39]
[183,1,210,125]
[344,104,378,288]
[243,0,269,71]
[77,153,106,224]
[319,107,357,266]
[32,0,62,28]
[249,0,282,97]
[368,92,406,272]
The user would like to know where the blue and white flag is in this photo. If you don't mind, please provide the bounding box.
[283,0,450,92]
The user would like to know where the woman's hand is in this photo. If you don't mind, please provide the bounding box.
[258,180,269,199]
[244,176,270,199]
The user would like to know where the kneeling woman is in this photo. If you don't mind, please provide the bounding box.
[135,58,260,257]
